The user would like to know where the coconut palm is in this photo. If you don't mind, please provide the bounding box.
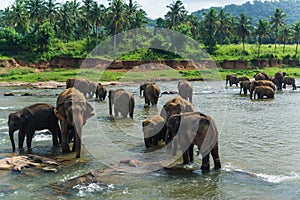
[279,25,293,53]
[202,8,218,53]
[270,8,286,53]
[216,9,231,46]
[45,0,60,25]
[165,0,187,31]
[90,2,105,46]
[26,0,46,31]
[236,13,253,53]
[293,21,300,57]
[9,1,30,34]
[108,0,127,59]
[255,19,270,58]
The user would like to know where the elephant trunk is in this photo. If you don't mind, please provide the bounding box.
[73,112,83,158]
[109,95,112,115]
[9,129,16,152]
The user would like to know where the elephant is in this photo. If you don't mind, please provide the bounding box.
[240,80,251,95]
[238,76,250,82]
[88,81,98,98]
[144,83,160,106]
[108,89,135,118]
[66,78,90,97]
[254,72,271,81]
[226,74,239,87]
[95,83,107,101]
[142,115,166,148]
[178,80,193,103]
[140,82,155,97]
[55,87,94,158]
[165,112,221,172]
[254,86,275,99]
[283,77,296,90]
[249,80,275,100]
[160,95,194,121]
[8,103,61,152]
[272,71,286,91]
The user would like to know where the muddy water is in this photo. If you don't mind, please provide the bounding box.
[0,80,300,199]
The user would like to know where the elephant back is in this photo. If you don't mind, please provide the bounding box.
[56,88,86,111]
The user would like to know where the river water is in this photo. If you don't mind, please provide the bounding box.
[0,80,300,199]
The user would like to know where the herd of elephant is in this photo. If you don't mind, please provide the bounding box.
[226,71,297,99]
[7,78,221,172]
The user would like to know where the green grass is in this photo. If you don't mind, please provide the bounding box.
[3,66,299,83]
[212,44,300,62]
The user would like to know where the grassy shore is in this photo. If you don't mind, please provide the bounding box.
[1,66,300,83]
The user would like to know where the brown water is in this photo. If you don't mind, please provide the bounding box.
[0,80,300,199]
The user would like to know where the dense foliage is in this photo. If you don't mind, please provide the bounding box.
[0,0,299,62]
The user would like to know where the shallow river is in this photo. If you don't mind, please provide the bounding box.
[0,80,300,199]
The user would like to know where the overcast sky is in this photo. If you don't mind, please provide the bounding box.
[0,0,256,19]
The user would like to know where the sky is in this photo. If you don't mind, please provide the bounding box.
[0,0,256,19]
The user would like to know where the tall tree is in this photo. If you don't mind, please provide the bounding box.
[108,0,127,59]
[216,9,231,46]
[270,8,286,53]
[236,13,253,53]
[10,0,30,34]
[255,19,270,58]
[26,0,46,31]
[90,2,105,46]
[45,0,60,25]
[202,8,218,53]
[293,21,300,57]
[165,0,187,31]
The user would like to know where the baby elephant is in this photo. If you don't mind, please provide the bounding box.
[166,112,221,172]
[8,103,61,152]
[254,86,275,99]
[142,115,166,148]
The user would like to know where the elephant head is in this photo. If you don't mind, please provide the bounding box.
[8,112,27,152]
[140,82,154,97]
[177,81,193,103]
[160,95,194,120]
[108,89,135,118]
[95,83,107,101]
[142,115,166,148]
[55,88,94,158]
[144,83,161,106]
[273,71,286,90]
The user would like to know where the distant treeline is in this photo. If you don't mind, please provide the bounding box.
[0,0,299,62]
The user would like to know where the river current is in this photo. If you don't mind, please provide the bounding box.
[0,80,299,199]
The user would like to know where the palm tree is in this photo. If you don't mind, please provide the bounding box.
[236,13,253,53]
[280,25,293,53]
[81,0,94,37]
[26,0,46,31]
[90,2,105,46]
[68,0,81,40]
[45,0,60,25]
[216,9,231,46]
[202,8,218,53]
[108,0,127,59]
[270,8,286,53]
[255,19,270,58]
[165,0,187,31]
[293,21,300,57]
[10,0,30,35]
[57,1,73,41]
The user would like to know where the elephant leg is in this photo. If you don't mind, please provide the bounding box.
[243,88,247,95]
[114,108,119,117]
[18,130,26,150]
[201,153,210,172]
[210,142,221,170]
[26,130,34,150]
[189,144,194,163]
[182,150,190,164]
[61,122,70,153]
[144,138,152,148]
[49,126,59,147]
